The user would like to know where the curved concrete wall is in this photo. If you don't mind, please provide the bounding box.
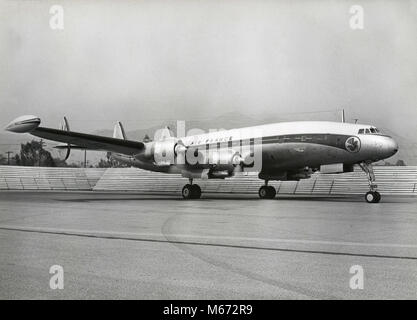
[1,165,416,195]
[0,166,105,191]
[93,166,417,196]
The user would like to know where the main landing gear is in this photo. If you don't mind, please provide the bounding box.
[359,162,381,203]
[258,181,276,199]
[182,179,202,199]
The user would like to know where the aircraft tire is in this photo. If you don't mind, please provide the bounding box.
[191,184,202,199]
[259,186,275,199]
[182,184,193,199]
[365,191,380,203]
[267,186,276,199]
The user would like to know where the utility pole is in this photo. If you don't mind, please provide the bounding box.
[38,139,45,166]
[6,151,13,165]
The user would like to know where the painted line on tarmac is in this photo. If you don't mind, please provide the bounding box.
[1,225,417,260]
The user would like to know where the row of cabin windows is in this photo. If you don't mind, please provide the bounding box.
[358,127,380,134]
[190,137,255,146]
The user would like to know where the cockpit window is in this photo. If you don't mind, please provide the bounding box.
[358,127,381,135]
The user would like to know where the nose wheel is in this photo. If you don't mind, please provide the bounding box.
[359,162,381,203]
[182,183,202,199]
[258,184,276,199]
[365,191,381,203]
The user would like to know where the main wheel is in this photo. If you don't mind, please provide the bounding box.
[259,186,269,199]
[182,184,193,199]
[259,186,276,199]
[365,191,380,203]
[191,184,202,199]
[266,186,276,199]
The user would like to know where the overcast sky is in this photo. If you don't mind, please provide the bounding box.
[1,0,416,144]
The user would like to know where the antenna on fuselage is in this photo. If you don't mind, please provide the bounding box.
[341,109,345,123]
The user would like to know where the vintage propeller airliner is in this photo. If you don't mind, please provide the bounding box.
[5,115,398,202]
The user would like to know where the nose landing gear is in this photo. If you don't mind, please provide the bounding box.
[359,162,381,203]
[365,191,381,203]
[182,179,202,199]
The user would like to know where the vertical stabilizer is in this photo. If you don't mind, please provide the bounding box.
[155,126,174,141]
[60,116,71,160]
[113,121,127,140]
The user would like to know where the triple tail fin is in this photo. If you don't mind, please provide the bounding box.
[60,116,71,160]
[113,121,127,140]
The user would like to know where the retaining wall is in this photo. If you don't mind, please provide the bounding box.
[1,165,416,196]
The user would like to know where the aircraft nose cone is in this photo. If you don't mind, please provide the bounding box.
[384,137,398,157]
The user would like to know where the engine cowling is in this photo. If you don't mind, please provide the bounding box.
[186,148,243,171]
[259,168,312,181]
[286,168,312,181]
[151,138,185,166]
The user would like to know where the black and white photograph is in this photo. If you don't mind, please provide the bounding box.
[0,0,417,304]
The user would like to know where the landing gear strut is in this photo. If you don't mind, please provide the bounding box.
[258,181,276,199]
[182,179,202,199]
[359,162,381,203]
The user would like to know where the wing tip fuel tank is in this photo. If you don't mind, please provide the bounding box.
[5,115,41,133]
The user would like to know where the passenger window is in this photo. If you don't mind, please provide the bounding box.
[370,128,376,133]
[365,129,370,134]
[358,129,364,134]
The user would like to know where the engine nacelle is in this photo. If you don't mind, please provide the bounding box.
[287,169,312,181]
[259,168,312,181]
[208,170,232,179]
[151,138,183,166]
[186,148,242,171]
[181,168,233,180]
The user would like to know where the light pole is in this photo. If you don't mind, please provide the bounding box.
[6,151,13,165]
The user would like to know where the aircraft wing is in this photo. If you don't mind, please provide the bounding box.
[6,115,145,156]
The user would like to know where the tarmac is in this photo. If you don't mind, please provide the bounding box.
[0,191,416,299]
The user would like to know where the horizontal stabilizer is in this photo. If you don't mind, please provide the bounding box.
[31,127,145,155]
[6,115,145,156]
